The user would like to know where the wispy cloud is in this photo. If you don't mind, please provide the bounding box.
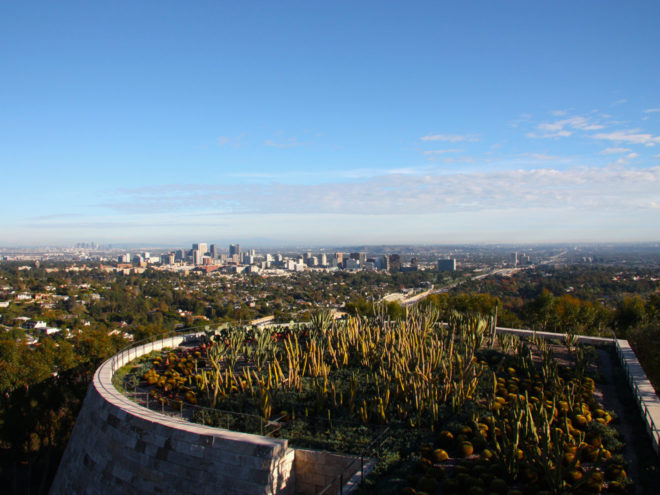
[527,129,572,139]
[527,115,604,138]
[600,147,631,155]
[509,114,533,128]
[107,166,660,216]
[423,149,463,155]
[420,134,478,142]
[592,129,660,146]
[644,108,660,114]
[435,157,476,165]
[612,98,627,106]
[521,153,561,161]
[217,134,245,148]
[564,116,605,131]
[264,137,302,148]
[31,213,84,221]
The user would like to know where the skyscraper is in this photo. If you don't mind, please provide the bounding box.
[193,243,208,255]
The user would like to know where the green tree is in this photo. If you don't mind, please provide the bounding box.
[614,295,647,334]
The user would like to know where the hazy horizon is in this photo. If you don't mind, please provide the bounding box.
[2,239,659,252]
[2,2,659,245]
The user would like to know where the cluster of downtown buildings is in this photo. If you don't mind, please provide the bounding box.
[117,243,458,274]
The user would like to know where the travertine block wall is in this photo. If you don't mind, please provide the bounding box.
[50,336,296,495]
[293,450,358,495]
[50,384,295,494]
[50,333,364,495]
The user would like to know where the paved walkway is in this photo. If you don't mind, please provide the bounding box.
[493,326,660,456]
[615,339,660,455]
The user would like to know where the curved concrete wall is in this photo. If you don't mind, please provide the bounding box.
[50,335,296,495]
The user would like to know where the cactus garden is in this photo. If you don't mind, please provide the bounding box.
[118,307,634,494]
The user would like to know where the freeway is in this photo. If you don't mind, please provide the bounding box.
[382,249,568,306]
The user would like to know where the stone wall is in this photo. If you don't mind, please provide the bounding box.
[293,450,360,495]
[51,336,296,495]
[50,332,368,495]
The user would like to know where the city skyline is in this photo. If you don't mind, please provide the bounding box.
[2,1,660,245]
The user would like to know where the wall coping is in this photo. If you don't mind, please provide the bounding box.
[494,326,615,345]
[95,333,289,450]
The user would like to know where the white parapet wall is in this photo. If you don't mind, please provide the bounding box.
[614,339,660,455]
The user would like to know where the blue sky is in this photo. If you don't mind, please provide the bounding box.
[2,1,659,246]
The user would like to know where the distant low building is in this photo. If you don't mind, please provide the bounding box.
[249,315,275,327]
[437,258,457,271]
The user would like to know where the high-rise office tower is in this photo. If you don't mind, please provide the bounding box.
[229,244,241,257]
[389,254,401,272]
[350,252,367,265]
[193,243,208,255]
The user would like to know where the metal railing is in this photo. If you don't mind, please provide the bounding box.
[122,391,285,437]
[121,386,383,454]
[317,426,391,495]
[108,324,216,374]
